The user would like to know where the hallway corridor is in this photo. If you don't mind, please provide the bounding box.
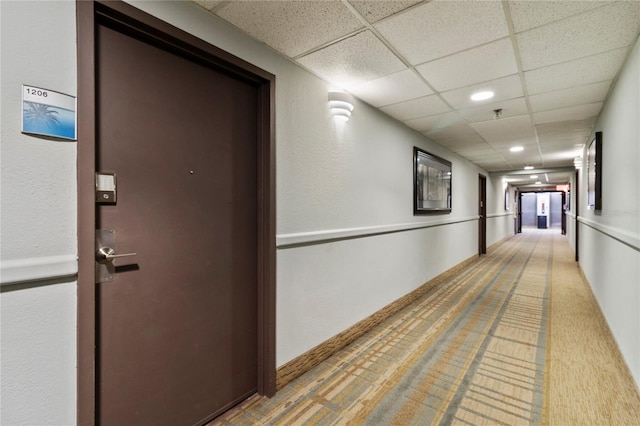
[213,231,640,425]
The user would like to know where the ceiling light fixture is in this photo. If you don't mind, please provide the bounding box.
[328,91,354,121]
[530,175,538,179]
[470,91,494,101]
[524,165,534,170]
[535,181,542,185]
[510,146,524,152]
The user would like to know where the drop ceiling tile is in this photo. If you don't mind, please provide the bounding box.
[533,103,603,124]
[536,118,596,137]
[423,122,480,141]
[416,38,518,92]
[528,81,611,113]
[524,48,628,95]
[349,0,422,23]
[472,158,512,171]
[215,1,363,58]
[541,146,585,163]
[509,1,610,33]
[471,115,535,142]
[404,111,462,133]
[350,69,432,108]
[380,95,450,121]
[516,2,640,70]
[539,138,589,151]
[297,31,406,89]
[460,146,501,158]
[440,74,523,110]
[437,135,487,150]
[487,136,538,148]
[374,0,508,65]
[458,97,528,123]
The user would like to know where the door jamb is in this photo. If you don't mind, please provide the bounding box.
[478,174,487,255]
[76,2,276,423]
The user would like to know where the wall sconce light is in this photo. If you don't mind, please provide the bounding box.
[329,91,354,121]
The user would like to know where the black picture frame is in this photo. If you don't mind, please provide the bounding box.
[587,131,602,210]
[414,147,452,214]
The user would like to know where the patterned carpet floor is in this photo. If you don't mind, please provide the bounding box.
[212,230,639,425]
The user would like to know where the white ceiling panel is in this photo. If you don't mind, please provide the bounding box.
[524,48,628,95]
[349,0,422,23]
[350,69,432,108]
[374,0,508,65]
[297,31,406,89]
[437,136,488,150]
[471,115,535,142]
[198,0,640,176]
[423,122,480,141]
[508,1,611,34]
[533,103,603,124]
[441,74,523,110]
[458,97,528,123]
[380,95,450,121]
[486,136,539,148]
[536,118,596,138]
[416,38,518,92]
[528,81,611,113]
[517,1,640,70]
[404,111,463,133]
[215,1,363,58]
[473,157,513,169]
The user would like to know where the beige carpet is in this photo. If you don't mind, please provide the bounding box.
[545,232,640,425]
[210,230,640,425]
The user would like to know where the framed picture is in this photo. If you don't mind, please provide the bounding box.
[414,147,451,214]
[587,131,602,210]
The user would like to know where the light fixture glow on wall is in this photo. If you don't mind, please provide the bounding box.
[329,91,354,121]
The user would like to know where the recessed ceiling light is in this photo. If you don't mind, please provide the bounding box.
[510,146,524,152]
[535,181,542,185]
[530,175,538,179]
[470,91,494,101]
[524,165,534,170]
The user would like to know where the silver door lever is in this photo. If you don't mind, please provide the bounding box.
[96,247,137,264]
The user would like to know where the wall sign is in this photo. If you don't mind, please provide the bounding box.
[22,84,76,140]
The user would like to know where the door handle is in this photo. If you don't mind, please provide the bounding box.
[96,247,137,264]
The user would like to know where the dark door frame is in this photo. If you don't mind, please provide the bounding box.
[517,190,566,231]
[575,169,580,261]
[76,1,276,423]
[478,174,487,255]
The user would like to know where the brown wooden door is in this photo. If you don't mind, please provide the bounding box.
[478,175,487,254]
[96,19,259,426]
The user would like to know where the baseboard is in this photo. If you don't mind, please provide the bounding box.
[275,254,479,390]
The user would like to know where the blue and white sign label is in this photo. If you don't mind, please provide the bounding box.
[22,85,77,140]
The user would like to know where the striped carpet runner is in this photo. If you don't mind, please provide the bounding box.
[215,232,551,425]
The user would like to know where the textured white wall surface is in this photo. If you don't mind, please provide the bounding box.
[578,37,640,387]
[0,1,78,424]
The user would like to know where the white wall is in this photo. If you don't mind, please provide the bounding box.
[576,36,640,387]
[486,177,515,246]
[0,1,78,425]
[0,1,513,423]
